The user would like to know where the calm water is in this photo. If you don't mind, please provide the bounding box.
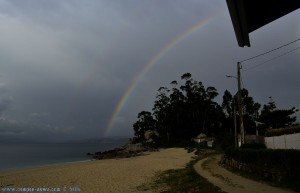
[0,141,127,171]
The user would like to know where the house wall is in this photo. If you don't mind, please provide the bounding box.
[194,138,205,143]
[244,135,264,144]
[265,133,300,149]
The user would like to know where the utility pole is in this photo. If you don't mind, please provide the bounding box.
[233,100,237,147]
[237,62,245,145]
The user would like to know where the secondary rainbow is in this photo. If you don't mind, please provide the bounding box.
[105,16,215,136]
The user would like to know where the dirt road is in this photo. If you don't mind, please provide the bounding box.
[194,154,296,193]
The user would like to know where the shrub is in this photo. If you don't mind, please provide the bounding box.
[214,132,235,150]
[224,148,300,181]
[240,143,266,149]
[266,125,300,137]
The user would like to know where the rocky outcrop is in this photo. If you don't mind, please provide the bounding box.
[89,143,158,160]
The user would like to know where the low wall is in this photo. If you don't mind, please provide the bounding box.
[221,157,287,182]
[265,133,300,149]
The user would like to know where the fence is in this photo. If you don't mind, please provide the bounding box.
[265,133,300,149]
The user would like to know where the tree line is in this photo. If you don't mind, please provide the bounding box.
[132,73,298,146]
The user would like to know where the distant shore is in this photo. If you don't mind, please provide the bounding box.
[0,148,194,193]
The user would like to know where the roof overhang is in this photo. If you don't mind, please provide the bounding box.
[226,0,300,47]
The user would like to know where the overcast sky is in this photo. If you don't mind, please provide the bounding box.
[0,0,299,142]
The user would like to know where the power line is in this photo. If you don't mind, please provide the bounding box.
[239,38,300,63]
[242,46,300,72]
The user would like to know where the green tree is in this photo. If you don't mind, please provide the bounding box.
[152,87,171,142]
[133,111,157,142]
[240,89,261,118]
[222,89,261,134]
[222,90,235,132]
[259,98,298,128]
[133,73,225,146]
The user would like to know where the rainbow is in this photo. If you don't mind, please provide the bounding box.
[105,16,215,136]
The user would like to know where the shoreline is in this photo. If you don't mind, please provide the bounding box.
[0,159,93,173]
[0,148,194,193]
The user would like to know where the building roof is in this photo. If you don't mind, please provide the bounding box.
[195,133,207,139]
[226,0,300,47]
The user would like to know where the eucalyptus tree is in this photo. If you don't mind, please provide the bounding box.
[133,73,225,144]
[133,111,157,142]
[222,90,234,118]
[152,87,171,142]
[222,89,261,134]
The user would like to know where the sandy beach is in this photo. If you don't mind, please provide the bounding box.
[0,148,193,193]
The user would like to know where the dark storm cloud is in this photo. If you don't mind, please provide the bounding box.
[0,83,12,115]
[0,0,299,141]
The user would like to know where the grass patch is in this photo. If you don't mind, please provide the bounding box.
[138,149,225,193]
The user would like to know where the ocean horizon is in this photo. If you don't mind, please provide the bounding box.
[0,139,128,171]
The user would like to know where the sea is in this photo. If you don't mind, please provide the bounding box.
[0,139,128,171]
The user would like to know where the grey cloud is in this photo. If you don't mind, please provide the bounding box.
[0,1,299,142]
[28,112,50,119]
[0,118,26,136]
[0,97,12,114]
[0,83,13,115]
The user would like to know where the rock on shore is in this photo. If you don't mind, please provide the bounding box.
[90,143,157,160]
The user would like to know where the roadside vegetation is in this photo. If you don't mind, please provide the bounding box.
[138,148,225,193]
[266,124,300,137]
[223,146,300,192]
[224,161,300,192]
